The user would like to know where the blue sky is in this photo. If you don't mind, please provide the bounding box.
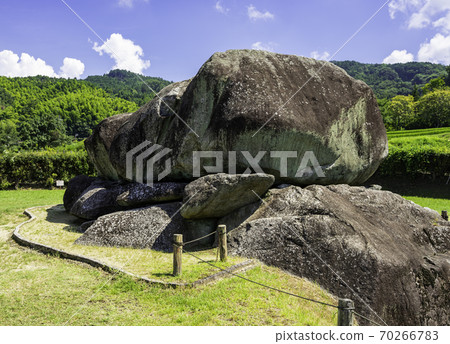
[0,0,449,81]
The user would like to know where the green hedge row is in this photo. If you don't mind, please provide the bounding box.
[1,144,448,188]
[377,145,449,178]
[0,150,96,189]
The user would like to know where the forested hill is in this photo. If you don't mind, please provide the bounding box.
[332,61,447,99]
[0,71,171,150]
[85,69,171,106]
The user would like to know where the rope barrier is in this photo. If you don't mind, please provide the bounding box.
[354,311,384,326]
[182,247,339,309]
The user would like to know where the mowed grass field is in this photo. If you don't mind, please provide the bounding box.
[0,189,337,326]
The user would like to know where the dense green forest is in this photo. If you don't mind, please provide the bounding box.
[85,69,171,106]
[332,61,447,99]
[0,71,171,150]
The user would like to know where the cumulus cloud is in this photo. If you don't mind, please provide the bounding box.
[389,0,450,31]
[418,33,450,64]
[310,51,330,61]
[247,5,274,21]
[433,11,450,32]
[0,50,55,77]
[0,50,84,78]
[59,57,85,78]
[117,0,148,8]
[93,33,150,74]
[388,0,424,19]
[215,1,229,14]
[251,42,276,52]
[383,49,415,64]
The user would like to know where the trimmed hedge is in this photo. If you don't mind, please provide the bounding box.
[377,145,449,178]
[0,150,96,189]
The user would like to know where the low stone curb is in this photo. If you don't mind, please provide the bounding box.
[12,206,256,289]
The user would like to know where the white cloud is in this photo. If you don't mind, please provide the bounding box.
[251,42,276,52]
[0,50,56,77]
[388,0,424,19]
[310,51,330,61]
[383,49,415,64]
[417,33,450,64]
[59,57,85,78]
[215,1,229,14]
[247,5,274,21]
[389,0,450,32]
[0,50,84,78]
[117,0,148,8]
[433,11,450,32]
[93,33,150,74]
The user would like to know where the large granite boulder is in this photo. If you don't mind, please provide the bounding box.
[116,181,186,207]
[181,173,274,219]
[65,175,185,220]
[227,185,450,325]
[85,112,133,179]
[75,202,184,251]
[87,49,387,186]
[63,175,96,212]
[69,179,126,220]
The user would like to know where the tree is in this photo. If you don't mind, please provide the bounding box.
[0,119,19,150]
[445,65,450,87]
[422,77,446,94]
[411,84,419,101]
[18,113,69,149]
[415,90,450,128]
[386,95,415,130]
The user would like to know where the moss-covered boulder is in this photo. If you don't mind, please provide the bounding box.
[89,49,388,185]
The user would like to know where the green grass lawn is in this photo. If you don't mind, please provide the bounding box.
[0,189,338,326]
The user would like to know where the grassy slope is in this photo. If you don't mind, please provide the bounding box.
[0,189,337,326]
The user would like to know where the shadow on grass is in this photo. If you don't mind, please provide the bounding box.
[367,174,449,199]
[45,205,85,233]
